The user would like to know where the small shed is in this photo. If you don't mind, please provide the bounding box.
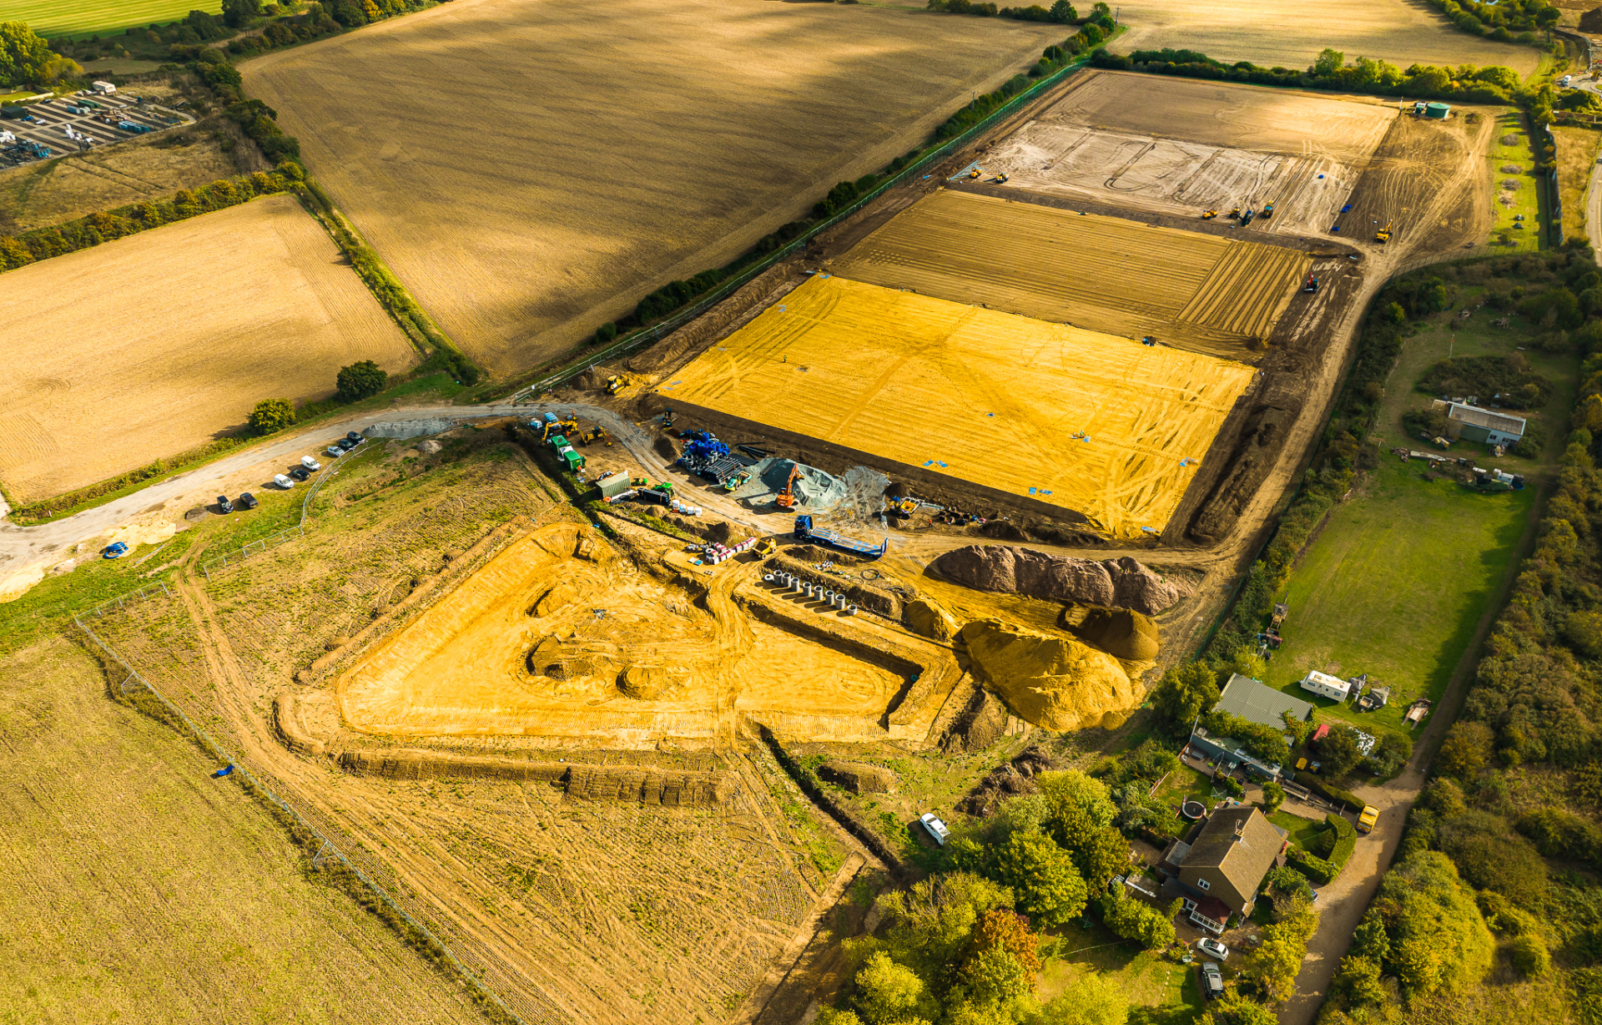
[1446,402,1525,447]
[598,474,633,500]
[1299,670,1351,702]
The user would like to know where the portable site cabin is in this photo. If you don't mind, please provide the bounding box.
[91,81,117,94]
[1299,670,1352,702]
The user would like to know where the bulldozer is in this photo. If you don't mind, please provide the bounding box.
[579,426,611,447]
[1201,209,1217,220]
[1375,221,1393,244]
[605,374,626,395]
[775,462,800,510]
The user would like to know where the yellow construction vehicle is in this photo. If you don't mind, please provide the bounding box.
[1228,207,1241,220]
[606,375,623,395]
[541,417,578,442]
[1201,209,1217,220]
[1374,222,1393,244]
[776,463,800,510]
[579,426,611,447]
[755,538,777,557]
[968,168,982,179]
[996,172,1009,183]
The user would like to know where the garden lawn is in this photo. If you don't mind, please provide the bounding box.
[1487,112,1543,252]
[1036,922,1201,1025]
[1265,454,1533,737]
[1268,810,1327,852]
[7,0,218,39]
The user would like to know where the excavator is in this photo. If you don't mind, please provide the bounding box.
[541,416,578,442]
[1302,271,1319,294]
[1375,221,1393,244]
[775,462,800,510]
[579,426,611,447]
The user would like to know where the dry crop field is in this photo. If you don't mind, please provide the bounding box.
[986,72,1398,238]
[336,521,918,744]
[828,190,1310,358]
[0,638,486,1025]
[0,195,415,503]
[241,0,1064,377]
[1108,0,1537,74]
[665,275,1257,538]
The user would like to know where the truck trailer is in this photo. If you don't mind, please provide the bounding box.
[793,515,887,558]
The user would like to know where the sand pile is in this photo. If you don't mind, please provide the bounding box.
[1071,609,1160,661]
[931,546,1189,614]
[903,597,958,642]
[959,619,1139,731]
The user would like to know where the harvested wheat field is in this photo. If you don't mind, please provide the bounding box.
[0,638,485,1025]
[985,72,1398,237]
[338,522,919,743]
[1109,0,1537,74]
[665,275,1257,538]
[0,195,414,503]
[829,190,1310,357]
[241,0,1063,376]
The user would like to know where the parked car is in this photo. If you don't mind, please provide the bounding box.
[300,456,321,472]
[1357,806,1380,834]
[102,542,129,559]
[345,431,364,444]
[1200,962,1224,1000]
[216,495,234,514]
[1196,938,1229,961]
[237,492,258,510]
[919,812,950,846]
[327,444,345,457]
[274,474,295,489]
[289,466,310,482]
[336,438,358,452]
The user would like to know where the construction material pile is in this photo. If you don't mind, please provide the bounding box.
[931,546,1190,615]
[1071,609,1160,661]
[761,459,847,509]
[959,619,1140,731]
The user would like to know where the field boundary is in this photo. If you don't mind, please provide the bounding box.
[505,50,1111,402]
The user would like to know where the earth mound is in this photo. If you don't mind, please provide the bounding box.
[1582,7,1602,31]
[931,545,1189,614]
[1070,609,1160,661]
[959,619,1139,731]
[817,760,896,794]
[903,597,958,642]
[617,665,686,700]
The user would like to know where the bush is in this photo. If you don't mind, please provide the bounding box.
[1326,812,1357,871]
[1287,846,1338,885]
[248,398,296,436]
[335,360,388,402]
[1509,933,1552,977]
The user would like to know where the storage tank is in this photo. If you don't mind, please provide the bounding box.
[1424,102,1450,119]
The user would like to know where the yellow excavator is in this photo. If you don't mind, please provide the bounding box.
[1375,222,1393,244]
[541,416,578,442]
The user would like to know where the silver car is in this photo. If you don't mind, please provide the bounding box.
[1197,937,1229,961]
[1200,962,1224,1000]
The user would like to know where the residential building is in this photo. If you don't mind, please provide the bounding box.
[1444,401,1526,447]
[1184,675,1313,780]
[1158,806,1288,934]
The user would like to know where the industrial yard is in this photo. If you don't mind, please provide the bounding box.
[0,194,414,503]
[1,85,191,167]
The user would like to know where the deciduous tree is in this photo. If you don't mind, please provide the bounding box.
[248,398,296,435]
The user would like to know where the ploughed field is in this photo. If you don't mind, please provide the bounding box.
[828,190,1311,359]
[241,0,1062,376]
[0,195,414,503]
[664,275,1256,539]
[986,72,1399,239]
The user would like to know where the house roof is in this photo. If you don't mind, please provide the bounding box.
[1447,402,1526,437]
[1181,807,1286,901]
[1216,674,1314,727]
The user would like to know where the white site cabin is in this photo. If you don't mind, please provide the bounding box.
[1299,670,1351,702]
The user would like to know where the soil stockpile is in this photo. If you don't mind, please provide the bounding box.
[903,597,958,642]
[818,760,896,794]
[931,546,1190,614]
[1070,609,1160,661]
[959,620,1139,732]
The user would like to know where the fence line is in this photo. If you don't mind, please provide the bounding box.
[508,52,1102,401]
[199,450,346,579]
[83,581,173,620]
[72,610,532,1025]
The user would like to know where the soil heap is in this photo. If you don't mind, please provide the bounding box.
[1071,609,1160,661]
[959,619,1139,731]
[903,597,958,642]
[818,760,896,794]
[931,546,1189,615]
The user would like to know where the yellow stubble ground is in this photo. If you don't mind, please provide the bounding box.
[664,275,1258,538]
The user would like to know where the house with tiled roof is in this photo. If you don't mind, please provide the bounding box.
[1158,806,1288,934]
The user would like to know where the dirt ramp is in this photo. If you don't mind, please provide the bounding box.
[1187,404,1292,544]
[565,765,729,806]
[930,545,1190,614]
[959,620,1139,732]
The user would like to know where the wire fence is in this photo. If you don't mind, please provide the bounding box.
[508,52,1102,401]
[81,581,173,620]
[72,611,534,1025]
[198,452,346,579]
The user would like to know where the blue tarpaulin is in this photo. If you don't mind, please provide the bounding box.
[212,764,234,778]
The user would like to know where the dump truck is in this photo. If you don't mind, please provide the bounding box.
[793,515,888,558]
[755,538,777,557]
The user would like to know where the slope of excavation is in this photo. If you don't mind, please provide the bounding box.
[663,275,1257,538]
[827,191,1309,359]
[982,72,1398,239]
[336,523,915,742]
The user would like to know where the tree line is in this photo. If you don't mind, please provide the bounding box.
[1424,0,1559,44]
[1092,46,1523,105]
[0,165,300,271]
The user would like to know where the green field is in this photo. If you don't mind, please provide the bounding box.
[7,0,218,39]
[1487,112,1543,252]
[1037,926,1202,1025]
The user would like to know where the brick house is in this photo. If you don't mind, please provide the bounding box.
[1158,806,1288,934]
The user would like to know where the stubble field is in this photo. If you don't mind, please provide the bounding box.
[0,195,415,503]
[828,190,1311,357]
[1107,0,1537,74]
[985,72,1398,239]
[241,0,1063,376]
[666,275,1257,538]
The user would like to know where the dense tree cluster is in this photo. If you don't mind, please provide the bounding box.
[0,21,80,85]
[1424,0,1559,42]
[1092,47,1523,105]
[0,167,299,272]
